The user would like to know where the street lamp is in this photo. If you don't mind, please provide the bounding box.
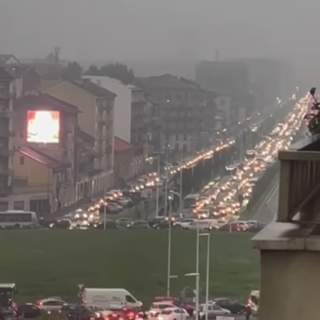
[185,272,200,320]
[200,233,211,320]
[166,190,174,296]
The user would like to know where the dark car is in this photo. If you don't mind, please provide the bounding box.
[65,305,100,320]
[17,303,42,319]
[148,217,167,229]
[212,298,247,314]
[127,220,150,229]
[93,219,117,229]
[54,219,72,229]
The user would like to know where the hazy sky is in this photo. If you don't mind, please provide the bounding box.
[0,0,319,83]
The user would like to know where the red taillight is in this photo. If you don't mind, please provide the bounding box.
[36,300,43,306]
[128,312,135,318]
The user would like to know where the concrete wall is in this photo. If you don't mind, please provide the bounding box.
[83,75,131,143]
[259,249,320,320]
[43,81,95,137]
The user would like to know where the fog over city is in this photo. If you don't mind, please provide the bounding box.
[0,0,318,83]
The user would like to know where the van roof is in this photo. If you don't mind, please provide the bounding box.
[84,288,129,292]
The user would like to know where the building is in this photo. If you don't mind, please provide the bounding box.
[113,136,133,187]
[0,54,20,66]
[82,76,151,177]
[137,74,214,157]
[0,67,14,203]
[42,79,116,193]
[252,135,320,319]
[10,93,79,212]
[195,60,254,135]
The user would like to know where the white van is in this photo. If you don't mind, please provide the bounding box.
[82,288,142,309]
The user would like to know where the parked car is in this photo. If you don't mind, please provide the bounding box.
[116,218,132,228]
[17,303,42,318]
[127,220,150,229]
[211,298,247,314]
[199,304,230,319]
[93,219,117,229]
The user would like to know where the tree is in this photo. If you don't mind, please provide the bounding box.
[99,63,135,85]
[62,61,82,80]
[85,65,100,75]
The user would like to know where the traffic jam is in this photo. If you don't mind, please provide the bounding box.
[175,95,306,232]
[0,283,253,320]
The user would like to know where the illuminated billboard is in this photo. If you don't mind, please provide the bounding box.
[27,110,60,143]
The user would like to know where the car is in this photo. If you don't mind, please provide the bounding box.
[65,305,100,320]
[149,302,176,317]
[199,304,230,319]
[36,297,67,311]
[94,219,118,229]
[17,303,42,318]
[173,218,194,229]
[127,220,150,229]
[185,220,213,231]
[157,307,189,320]
[212,298,247,315]
[116,218,132,228]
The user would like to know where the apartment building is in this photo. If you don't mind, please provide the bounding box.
[82,76,150,176]
[42,80,116,193]
[10,94,78,212]
[137,74,213,157]
[0,67,14,206]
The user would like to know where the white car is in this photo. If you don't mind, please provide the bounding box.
[149,303,176,317]
[158,308,189,320]
[185,220,213,231]
[199,304,231,318]
[174,219,194,228]
[36,297,67,311]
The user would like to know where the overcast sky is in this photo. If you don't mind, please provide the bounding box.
[0,0,319,83]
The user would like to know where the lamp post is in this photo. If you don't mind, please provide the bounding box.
[164,145,170,215]
[185,272,200,320]
[166,190,174,296]
[155,154,161,218]
[200,233,211,320]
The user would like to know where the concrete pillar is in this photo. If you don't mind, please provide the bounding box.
[252,221,320,320]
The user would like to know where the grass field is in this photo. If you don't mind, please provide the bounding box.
[0,230,259,304]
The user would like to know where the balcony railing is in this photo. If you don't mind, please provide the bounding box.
[277,134,320,223]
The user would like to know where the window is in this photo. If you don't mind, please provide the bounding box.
[20,156,24,165]
[13,201,24,210]
[125,295,136,303]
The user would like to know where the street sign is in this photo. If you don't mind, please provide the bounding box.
[78,284,84,290]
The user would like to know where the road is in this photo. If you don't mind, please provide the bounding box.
[252,180,278,224]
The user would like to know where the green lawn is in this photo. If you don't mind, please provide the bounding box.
[0,230,259,304]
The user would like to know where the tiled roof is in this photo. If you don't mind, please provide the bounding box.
[14,94,80,114]
[71,80,116,98]
[0,67,14,80]
[114,136,131,152]
[18,146,65,169]
[137,74,201,90]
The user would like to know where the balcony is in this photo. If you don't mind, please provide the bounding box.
[252,134,320,320]
[276,135,320,223]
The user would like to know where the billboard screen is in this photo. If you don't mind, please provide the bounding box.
[27,110,60,143]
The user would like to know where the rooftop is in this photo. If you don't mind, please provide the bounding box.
[14,94,80,114]
[0,54,20,65]
[71,80,116,98]
[137,74,203,90]
[18,146,65,169]
[114,136,132,152]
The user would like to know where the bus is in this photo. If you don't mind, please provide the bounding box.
[0,210,38,228]
[182,194,200,212]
